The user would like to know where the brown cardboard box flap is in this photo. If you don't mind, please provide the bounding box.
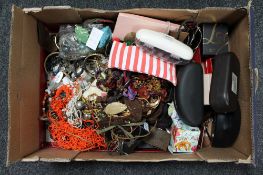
[118,8,198,21]
[74,151,200,162]
[78,8,198,25]
[7,5,23,165]
[22,148,80,162]
[196,147,250,163]
[26,6,199,25]
[22,148,251,163]
[25,6,82,24]
[197,7,247,25]
[7,5,40,165]
[228,14,252,157]
[22,150,200,162]
[23,6,72,13]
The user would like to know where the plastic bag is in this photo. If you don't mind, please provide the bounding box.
[58,20,112,60]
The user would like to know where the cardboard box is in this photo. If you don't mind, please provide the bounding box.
[7,5,255,165]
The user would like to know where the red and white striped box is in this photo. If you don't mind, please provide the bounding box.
[108,41,177,86]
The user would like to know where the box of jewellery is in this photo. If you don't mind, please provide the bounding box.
[7,5,255,165]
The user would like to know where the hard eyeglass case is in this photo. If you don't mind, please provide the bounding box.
[212,103,241,147]
[209,52,240,113]
[175,63,204,127]
[135,29,193,64]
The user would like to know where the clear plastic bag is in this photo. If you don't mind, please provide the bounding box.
[59,32,91,60]
[58,21,112,60]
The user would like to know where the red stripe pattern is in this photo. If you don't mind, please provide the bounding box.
[108,41,177,85]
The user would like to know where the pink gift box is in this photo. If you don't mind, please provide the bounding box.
[113,13,180,41]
